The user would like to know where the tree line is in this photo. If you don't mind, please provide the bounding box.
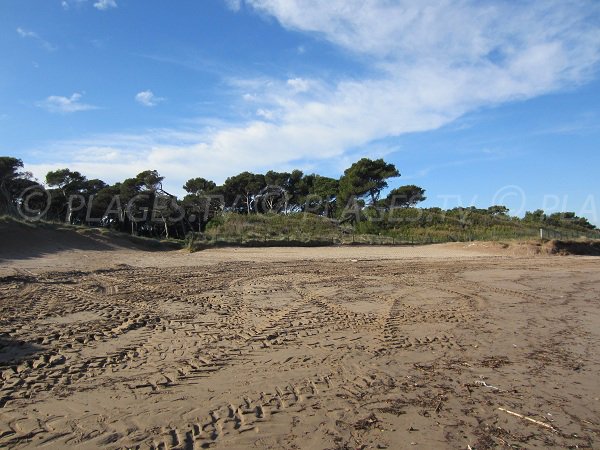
[1,156,427,237]
[0,155,595,240]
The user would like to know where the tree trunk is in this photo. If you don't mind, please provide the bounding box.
[163,217,169,239]
[0,182,13,216]
[370,191,377,206]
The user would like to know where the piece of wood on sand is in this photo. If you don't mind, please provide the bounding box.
[497,407,557,431]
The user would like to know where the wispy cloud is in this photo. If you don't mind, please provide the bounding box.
[256,108,274,120]
[135,90,165,107]
[94,0,117,11]
[200,0,600,169]
[23,1,600,193]
[36,93,98,114]
[530,112,600,137]
[286,77,310,93]
[61,0,92,10]
[224,0,241,12]
[403,155,505,181]
[16,27,57,51]
[16,27,36,38]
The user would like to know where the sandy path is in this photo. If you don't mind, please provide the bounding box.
[1,248,599,449]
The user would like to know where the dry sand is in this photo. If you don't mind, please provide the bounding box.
[1,225,599,449]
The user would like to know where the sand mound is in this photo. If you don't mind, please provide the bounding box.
[546,239,600,256]
[0,217,175,263]
[0,219,112,260]
[456,239,600,257]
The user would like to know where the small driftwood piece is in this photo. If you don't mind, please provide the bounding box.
[498,407,556,431]
[475,380,500,391]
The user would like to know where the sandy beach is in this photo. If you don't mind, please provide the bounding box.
[1,229,599,449]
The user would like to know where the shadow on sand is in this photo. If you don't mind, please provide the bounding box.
[0,218,116,263]
[0,335,45,366]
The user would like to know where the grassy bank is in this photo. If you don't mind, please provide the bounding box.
[3,213,598,254]
[186,211,600,252]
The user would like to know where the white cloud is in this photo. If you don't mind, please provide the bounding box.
[94,0,117,10]
[23,1,600,194]
[16,27,56,51]
[16,27,36,39]
[61,0,90,10]
[210,0,600,163]
[135,90,165,107]
[36,93,97,114]
[286,77,310,93]
[256,108,274,120]
[224,0,241,11]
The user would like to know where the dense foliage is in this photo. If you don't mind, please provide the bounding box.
[0,155,596,242]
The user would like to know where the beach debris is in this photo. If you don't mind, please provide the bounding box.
[474,380,500,391]
[497,407,557,431]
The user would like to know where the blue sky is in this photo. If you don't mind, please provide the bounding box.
[2,0,600,223]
